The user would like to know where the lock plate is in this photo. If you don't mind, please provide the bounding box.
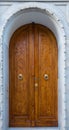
[35,83,38,88]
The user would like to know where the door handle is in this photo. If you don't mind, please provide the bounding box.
[18,74,23,80]
[44,74,49,80]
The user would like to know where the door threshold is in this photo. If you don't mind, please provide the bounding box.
[8,127,59,130]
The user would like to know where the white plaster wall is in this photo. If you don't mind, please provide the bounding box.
[0,1,69,130]
[0,0,69,1]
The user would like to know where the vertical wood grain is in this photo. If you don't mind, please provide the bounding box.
[9,24,58,127]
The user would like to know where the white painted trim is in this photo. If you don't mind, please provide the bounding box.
[0,2,67,130]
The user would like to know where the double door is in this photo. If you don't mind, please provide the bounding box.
[9,24,58,127]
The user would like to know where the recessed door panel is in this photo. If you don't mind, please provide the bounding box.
[9,24,58,127]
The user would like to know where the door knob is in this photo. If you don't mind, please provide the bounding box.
[44,74,49,80]
[18,74,23,80]
[35,83,38,88]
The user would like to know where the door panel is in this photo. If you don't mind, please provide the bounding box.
[9,24,58,127]
[9,25,35,126]
[34,25,58,126]
[14,32,28,115]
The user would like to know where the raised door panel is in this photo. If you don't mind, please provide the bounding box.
[35,25,58,126]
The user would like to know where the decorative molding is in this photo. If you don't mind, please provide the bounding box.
[66,4,69,24]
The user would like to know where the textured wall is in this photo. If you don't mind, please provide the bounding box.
[0,0,69,1]
[0,1,69,130]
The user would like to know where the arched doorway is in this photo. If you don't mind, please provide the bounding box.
[9,23,58,127]
[1,4,66,130]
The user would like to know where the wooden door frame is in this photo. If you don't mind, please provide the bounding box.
[1,5,66,130]
[9,24,58,127]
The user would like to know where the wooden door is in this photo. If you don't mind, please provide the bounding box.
[9,24,58,127]
[34,25,58,127]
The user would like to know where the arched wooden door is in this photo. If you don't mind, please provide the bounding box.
[9,23,58,127]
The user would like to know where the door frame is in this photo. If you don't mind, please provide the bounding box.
[1,3,67,130]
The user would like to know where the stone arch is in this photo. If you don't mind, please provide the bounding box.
[0,2,67,130]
